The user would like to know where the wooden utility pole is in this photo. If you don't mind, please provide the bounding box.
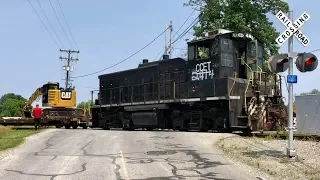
[59,49,79,89]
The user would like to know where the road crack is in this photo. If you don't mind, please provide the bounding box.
[5,163,87,180]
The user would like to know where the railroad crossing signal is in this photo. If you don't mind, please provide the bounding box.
[275,10,310,47]
[267,53,289,73]
[267,52,318,73]
[296,52,318,72]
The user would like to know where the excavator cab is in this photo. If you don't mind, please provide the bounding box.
[22,82,59,118]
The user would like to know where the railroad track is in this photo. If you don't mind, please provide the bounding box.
[241,131,320,142]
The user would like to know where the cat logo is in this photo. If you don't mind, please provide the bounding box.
[61,91,72,100]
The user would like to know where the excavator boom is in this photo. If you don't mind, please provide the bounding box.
[23,87,42,118]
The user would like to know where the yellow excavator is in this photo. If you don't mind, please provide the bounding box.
[21,82,89,129]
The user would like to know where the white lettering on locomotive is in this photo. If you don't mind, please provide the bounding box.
[191,61,217,81]
[61,91,72,99]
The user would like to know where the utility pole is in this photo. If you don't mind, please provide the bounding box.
[59,49,80,90]
[164,24,168,56]
[169,21,173,59]
[163,21,173,59]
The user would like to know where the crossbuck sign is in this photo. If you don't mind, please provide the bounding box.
[275,10,310,47]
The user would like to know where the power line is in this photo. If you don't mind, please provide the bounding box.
[309,48,320,53]
[71,27,170,79]
[27,0,60,48]
[56,0,79,50]
[153,8,197,61]
[49,0,73,49]
[171,15,200,45]
[36,0,65,49]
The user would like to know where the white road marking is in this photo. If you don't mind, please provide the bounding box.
[120,150,130,180]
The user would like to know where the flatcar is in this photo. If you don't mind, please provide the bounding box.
[90,28,287,133]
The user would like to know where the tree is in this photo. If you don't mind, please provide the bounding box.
[0,93,27,117]
[300,89,320,96]
[184,0,289,73]
[77,100,93,112]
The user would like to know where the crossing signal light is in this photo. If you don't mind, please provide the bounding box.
[296,53,318,72]
[267,54,289,73]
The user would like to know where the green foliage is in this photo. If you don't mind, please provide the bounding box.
[0,128,40,151]
[0,93,27,117]
[300,89,320,95]
[184,0,289,70]
[77,100,93,112]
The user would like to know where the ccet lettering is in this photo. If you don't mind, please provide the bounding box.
[275,10,310,47]
[191,61,215,81]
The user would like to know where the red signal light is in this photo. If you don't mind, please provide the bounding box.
[305,58,313,66]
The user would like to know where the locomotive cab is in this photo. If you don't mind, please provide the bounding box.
[187,29,264,80]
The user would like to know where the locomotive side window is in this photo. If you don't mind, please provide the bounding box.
[221,53,233,67]
[220,38,234,68]
[188,44,195,61]
[246,41,256,64]
[257,43,264,69]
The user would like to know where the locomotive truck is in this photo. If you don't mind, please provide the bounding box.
[90,29,287,134]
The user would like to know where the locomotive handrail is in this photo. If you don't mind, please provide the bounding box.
[228,72,237,110]
[257,65,263,84]
[243,58,253,113]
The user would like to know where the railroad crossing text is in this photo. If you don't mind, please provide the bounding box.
[275,11,310,47]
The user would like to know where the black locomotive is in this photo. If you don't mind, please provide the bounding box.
[90,29,287,133]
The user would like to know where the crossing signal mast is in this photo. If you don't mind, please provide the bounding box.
[270,9,316,159]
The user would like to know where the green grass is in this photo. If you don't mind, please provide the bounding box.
[0,126,41,151]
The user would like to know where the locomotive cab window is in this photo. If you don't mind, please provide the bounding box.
[196,41,210,60]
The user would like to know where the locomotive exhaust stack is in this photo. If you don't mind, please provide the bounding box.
[142,59,148,64]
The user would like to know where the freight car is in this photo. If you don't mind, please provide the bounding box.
[90,29,287,134]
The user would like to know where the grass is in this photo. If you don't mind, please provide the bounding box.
[0,126,41,151]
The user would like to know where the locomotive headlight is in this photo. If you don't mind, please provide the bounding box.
[232,33,244,38]
[237,33,244,37]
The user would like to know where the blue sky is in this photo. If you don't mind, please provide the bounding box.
[0,0,318,106]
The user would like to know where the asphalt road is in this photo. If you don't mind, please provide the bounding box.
[0,128,265,180]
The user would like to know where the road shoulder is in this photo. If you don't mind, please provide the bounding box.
[215,135,320,180]
[0,127,55,160]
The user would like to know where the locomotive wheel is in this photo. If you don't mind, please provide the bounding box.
[65,125,71,129]
[72,125,78,129]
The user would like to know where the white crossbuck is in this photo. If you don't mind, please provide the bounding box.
[275,10,310,47]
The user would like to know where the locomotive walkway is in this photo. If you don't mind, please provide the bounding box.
[0,129,267,180]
